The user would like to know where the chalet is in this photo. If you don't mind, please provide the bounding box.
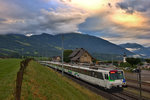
[52,56,61,62]
[69,48,94,64]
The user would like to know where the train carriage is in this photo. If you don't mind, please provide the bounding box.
[41,61,126,89]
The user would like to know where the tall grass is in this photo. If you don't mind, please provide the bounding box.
[21,61,105,100]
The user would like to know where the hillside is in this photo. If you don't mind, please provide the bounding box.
[21,60,104,100]
[120,43,150,58]
[0,59,21,100]
[0,33,134,60]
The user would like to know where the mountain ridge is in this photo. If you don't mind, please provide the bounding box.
[0,33,134,60]
[119,43,150,58]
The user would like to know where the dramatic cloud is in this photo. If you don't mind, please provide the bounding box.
[0,0,150,46]
[77,0,150,46]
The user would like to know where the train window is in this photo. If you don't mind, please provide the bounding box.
[64,66,67,69]
[96,72,104,80]
[66,66,69,69]
[88,71,92,76]
[92,71,95,77]
[77,69,80,73]
[105,74,108,80]
[80,69,84,74]
[74,68,76,72]
[72,67,75,71]
[87,70,91,76]
[109,71,124,80]
[84,70,87,75]
[74,68,78,72]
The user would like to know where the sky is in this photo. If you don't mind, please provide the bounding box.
[0,0,150,46]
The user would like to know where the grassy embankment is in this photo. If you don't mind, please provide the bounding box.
[21,60,105,100]
[0,59,22,100]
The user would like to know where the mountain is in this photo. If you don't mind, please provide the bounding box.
[0,33,134,60]
[119,43,150,58]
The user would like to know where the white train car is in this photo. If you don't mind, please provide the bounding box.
[41,61,126,89]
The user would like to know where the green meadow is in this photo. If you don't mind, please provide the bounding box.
[0,59,21,100]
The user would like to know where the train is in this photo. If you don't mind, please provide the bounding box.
[40,61,126,89]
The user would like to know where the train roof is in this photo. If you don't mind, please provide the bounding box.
[43,61,123,73]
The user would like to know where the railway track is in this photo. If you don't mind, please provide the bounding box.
[127,79,150,93]
[111,92,137,100]
[42,63,150,100]
[111,90,149,100]
[127,79,150,86]
[127,84,150,93]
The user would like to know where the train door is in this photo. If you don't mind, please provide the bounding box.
[104,73,109,89]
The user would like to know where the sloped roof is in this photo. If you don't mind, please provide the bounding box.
[69,48,81,58]
[69,48,93,61]
[71,49,84,61]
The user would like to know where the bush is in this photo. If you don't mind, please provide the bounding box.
[126,57,141,67]
[119,62,132,68]
[63,50,73,63]
[145,59,150,63]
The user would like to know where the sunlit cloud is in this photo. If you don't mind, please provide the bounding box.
[111,11,146,28]
[63,0,107,12]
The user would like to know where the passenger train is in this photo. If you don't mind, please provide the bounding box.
[40,61,126,89]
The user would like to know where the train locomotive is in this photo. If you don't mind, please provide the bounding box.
[40,61,126,89]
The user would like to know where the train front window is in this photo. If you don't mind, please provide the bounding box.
[109,71,124,80]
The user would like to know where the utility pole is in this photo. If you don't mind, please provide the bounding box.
[138,68,142,100]
[21,48,23,59]
[61,34,64,76]
[112,55,113,65]
[133,67,142,100]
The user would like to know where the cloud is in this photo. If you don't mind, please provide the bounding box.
[116,0,150,14]
[24,8,88,34]
[102,36,150,47]
[77,0,150,46]
[0,0,88,34]
[0,0,150,46]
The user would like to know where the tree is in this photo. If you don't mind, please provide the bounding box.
[120,62,132,68]
[63,50,73,63]
[126,58,141,67]
[10,52,21,58]
[145,59,150,63]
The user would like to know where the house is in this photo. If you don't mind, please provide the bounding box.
[142,62,150,69]
[69,48,94,64]
[52,56,61,62]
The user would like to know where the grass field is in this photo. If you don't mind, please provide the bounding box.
[21,61,105,100]
[0,59,22,100]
